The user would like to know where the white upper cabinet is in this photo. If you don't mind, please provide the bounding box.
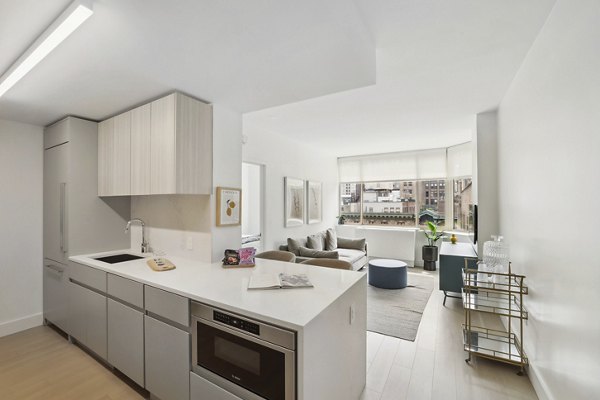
[131,103,152,195]
[150,94,177,194]
[98,92,213,196]
[98,113,131,196]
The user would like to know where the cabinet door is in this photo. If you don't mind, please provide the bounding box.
[68,281,107,360]
[86,288,108,360]
[98,114,131,196]
[97,118,112,196]
[108,299,144,387]
[112,112,131,195]
[175,94,213,194]
[44,143,69,263]
[150,94,176,194]
[145,315,189,400]
[130,104,151,195]
[43,262,69,333]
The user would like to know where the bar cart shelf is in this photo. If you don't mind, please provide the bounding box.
[462,262,528,375]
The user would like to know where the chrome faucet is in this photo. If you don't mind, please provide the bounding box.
[125,218,149,253]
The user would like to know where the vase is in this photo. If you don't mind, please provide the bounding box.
[450,234,457,244]
[482,235,509,283]
[422,245,439,271]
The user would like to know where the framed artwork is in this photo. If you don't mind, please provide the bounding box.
[284,177,305,227]
[216,187,241,226]
[307,181,322,224]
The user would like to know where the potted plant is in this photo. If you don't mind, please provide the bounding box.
[423,221,444,271]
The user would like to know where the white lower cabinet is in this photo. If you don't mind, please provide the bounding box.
[43,261,69,333]
[107,299,144,387]
[68,281,107,360]
[144,315,190,400]
[190,372,242,400]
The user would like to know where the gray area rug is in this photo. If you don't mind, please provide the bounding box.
[367,272,434,341]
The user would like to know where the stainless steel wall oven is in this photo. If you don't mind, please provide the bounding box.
[191,302,296,400]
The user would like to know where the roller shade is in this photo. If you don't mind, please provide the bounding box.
[447,142,473,177]
[338,146,456,182]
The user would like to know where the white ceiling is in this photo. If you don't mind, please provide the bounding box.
[1,0,556,157]
[0,0,374,125]
[244,0,557,156]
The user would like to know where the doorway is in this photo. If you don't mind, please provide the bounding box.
[241,162,265,252]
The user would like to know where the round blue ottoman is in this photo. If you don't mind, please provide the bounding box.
[368,259,408,289]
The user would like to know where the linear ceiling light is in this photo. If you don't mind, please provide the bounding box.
[0,0,93,98]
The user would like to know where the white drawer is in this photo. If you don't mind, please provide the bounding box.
[69,261,106,292]
[107,274,144,308]
[145,285,189,327]
[190,372,242,400]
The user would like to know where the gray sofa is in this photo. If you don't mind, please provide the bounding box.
[278,229,368,271]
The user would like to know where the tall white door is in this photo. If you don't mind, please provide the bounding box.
[43,143,69,264]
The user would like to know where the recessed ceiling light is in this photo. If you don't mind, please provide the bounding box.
[0,0,93,98]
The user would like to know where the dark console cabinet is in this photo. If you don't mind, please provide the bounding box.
[439,242,478,305]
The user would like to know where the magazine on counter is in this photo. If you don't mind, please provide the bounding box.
[248,273,314,290]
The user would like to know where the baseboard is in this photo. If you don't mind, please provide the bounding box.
[0,313,44,338]
[498,317,552,400]
[527,363,552,400]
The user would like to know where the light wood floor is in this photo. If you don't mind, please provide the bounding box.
[0,327,144,400]
[0,269,537,400]
[360,268,537,400]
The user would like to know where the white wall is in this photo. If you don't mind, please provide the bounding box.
[130,195,212,261]
[242,125,338,251]
[0,119,44,337]
[211,105,242,262]
[497,1,600,398]
[242,162,261,236]
[476,110,500,255]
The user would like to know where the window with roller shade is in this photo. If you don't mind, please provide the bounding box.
[338,143,472,229]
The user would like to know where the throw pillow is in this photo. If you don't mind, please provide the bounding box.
[298,246,339,259]
[307,234,324,251]
[287,237,307,256]
[337,237,366,252]
[325,228,338,250]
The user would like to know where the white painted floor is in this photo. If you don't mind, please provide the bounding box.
[360,268,537,400]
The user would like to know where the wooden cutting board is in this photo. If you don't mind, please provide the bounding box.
[147,258,176,272]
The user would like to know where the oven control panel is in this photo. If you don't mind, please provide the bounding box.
[213,310,260,335]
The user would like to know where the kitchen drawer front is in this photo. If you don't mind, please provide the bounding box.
[69,261,107,293]
[190,372,242,400]
[107,274,143,309]
[145,286,189,327]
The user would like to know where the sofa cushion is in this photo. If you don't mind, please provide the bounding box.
[337,237,366,252]
[307,234,325,250]
[298,246,339,259]
[337,248,367,264]
[287,237,307,256]
[325,228,337,250]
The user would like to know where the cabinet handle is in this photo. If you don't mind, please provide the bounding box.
[46,264,64,274]
[60,182,68,253]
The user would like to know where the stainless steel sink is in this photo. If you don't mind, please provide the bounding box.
[94,253,145,264]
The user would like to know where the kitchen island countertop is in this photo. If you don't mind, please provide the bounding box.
[70,250,366,330]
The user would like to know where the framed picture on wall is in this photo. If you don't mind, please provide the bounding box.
[307,181,322,224]
[284,177,305,227]
[216,187,242,226]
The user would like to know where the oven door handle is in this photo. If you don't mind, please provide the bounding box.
[192,316,295,355]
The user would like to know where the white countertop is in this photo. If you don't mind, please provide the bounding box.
[70,250,366,331]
